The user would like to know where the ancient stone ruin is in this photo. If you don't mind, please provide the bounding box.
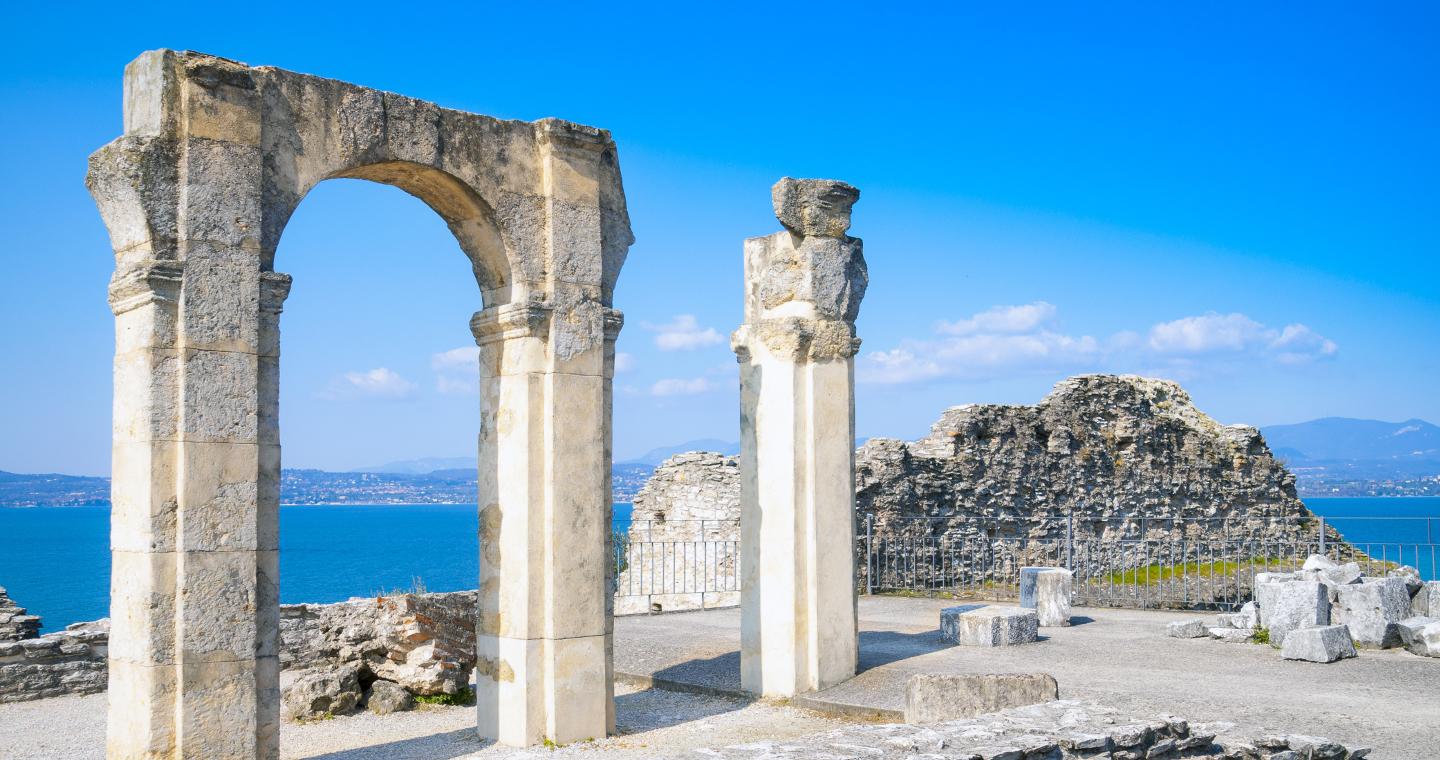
[732,178,867,697]
[613,451,740,614]
[88,49,631,754]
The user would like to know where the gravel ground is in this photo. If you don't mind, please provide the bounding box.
[0,682,852,760]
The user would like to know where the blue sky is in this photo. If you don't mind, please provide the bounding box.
[1,3,1436,475]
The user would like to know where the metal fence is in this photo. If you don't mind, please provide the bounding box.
[611,514,1439,613]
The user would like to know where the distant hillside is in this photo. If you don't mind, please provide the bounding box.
[621,439,740,466]
[1260,417,1440,496]
[1262,417,1440,462]
[0,471,109,507]
[352,457,474,474]
[0,465,654,507]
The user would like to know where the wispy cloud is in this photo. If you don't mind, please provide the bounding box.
[651,377,717,396]
[615,352,635,372]
[860,303,1337,385]
[430,347,479,395]
[319,367,417,400]
[641,315,725,351]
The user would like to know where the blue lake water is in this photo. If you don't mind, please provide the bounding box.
[0,498,1432,633]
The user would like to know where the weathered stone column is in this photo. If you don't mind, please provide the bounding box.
[96,51,287,759]
[732,178,867,697]
[471,120,625,747]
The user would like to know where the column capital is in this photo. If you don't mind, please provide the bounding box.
[108,260,185,316]
[470,301,553,347]
[259,272,292,315]
[732,318,860,363]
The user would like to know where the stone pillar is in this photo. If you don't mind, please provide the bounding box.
[98,51,288,759]
[733,178,867,697]
[471,121,623,747]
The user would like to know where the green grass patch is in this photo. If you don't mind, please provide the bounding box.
[1103,558,1301,587]
[1251,627,1270,645]
[414,687,475,707]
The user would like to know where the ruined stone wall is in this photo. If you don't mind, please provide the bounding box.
[0,591,478,703]
[0,619,108,704]
[614,452,741,614]
[0,587,41,641]
[616,375,1330,608]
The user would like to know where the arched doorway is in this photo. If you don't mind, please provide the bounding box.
[88,49,632,756]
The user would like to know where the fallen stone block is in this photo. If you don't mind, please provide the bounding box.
[1402,619,1440,658]
[1215,612,1254,630]
[1279,625,1357,663]
[1166,619,1209,638]
[1254,573,1296,629]
[1208,627,1253,643]
[1388,566,1423,597]
[1269,581,1330,647]
[282,664,365,721]
[1331,577,1411,648]
[939,604,987,643]
[943,607,1040,647]
[365,679,414,714]
[1393,617,1437,652]
[1301,554,1336,571]
[1019,567,1073,627]
[1318,562,1363,586]
[1412,580,1440,618]
[903,672,1059,723]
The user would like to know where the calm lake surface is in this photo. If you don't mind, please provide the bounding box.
[0,498,1433,633]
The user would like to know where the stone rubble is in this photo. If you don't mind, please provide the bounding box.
[0,590,477,705]
[1166,619,1210,638]
[1019,567,1073,627]
[687,699,1372,759]
[1175,554,1440,663]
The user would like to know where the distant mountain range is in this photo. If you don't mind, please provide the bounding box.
[5,419,1439,506]
[1258,417,1440,496]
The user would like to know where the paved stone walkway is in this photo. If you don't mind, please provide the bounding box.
[614,596,1438,758]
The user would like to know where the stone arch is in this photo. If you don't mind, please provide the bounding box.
[87,49,632,758]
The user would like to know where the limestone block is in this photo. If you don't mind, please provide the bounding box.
[1166,620,1209,638]
[282,664,363,721]
[1279,625,1357,663]
[903,673,1059,724]
[106,661,178,757]
[1301,554,1335,571]
[179,658,266,758]
[109,439,178,553]
[179,348,258,443]
[945,607,1039,647]
[177,550,259,662]
[1208,627,1253,643]
[1414,581,1440,618]
[1387,566,1423,598]
[1394,617,1440,657]
[1268,581,1330,647]
[1330,577,1411,648]
[1254,573,1295,629]
[1019,567,1072,626]
[108,550,177,665]
[178,441,260,552]
[366,680,413,714]
[1410,621,1440,658]
[772,178,859,238]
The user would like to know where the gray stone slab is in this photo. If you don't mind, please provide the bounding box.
[1167,619,1209,638]
[944,606,1039,647]
[1280,625,1357,663]
[1331,577,1412,648]
[1269,581,1330,647]
[903,672,1058,724]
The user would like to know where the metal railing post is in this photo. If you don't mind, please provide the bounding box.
[1066,513,1074,572]
[1318,516,1327,556]
[865,513,874,595]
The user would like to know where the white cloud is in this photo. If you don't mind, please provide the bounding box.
[859,304,1337,385]
[430,347,479,395]
[651,377,716,396]
[642,315,725,351]
[936,301,1056,336]
[615,352,635,372]
[320,368,417,400]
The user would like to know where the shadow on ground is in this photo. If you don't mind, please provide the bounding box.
[304,728,482,760]
[616,685,754,734]
[858,628,949,670]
